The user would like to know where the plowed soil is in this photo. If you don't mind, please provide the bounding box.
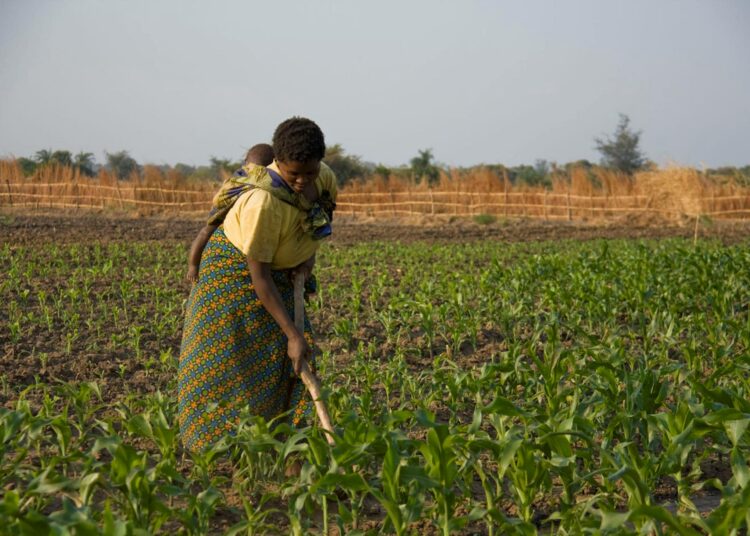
[3,211,750,246]
[2,210,744,528]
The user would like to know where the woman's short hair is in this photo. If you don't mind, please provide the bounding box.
[272,117,326,163]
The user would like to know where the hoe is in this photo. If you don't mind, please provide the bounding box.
[293,273,336,446]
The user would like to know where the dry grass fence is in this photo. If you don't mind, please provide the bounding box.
[337,167,750,223]
[0,162,215,214]
[2,160,750,224]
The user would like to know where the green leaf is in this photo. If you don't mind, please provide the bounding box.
[725,419,750,447]
[224,522,251,536]
[27,468,73,495]
[337,501,353,524]
[544,432,573,458]
[484,396,523,417]
[293,491,309,512]
[731,446,750,488]
[549,455,575,468]
[0,490,19,515]
[307,435,329,468]
[607,465,649,506]
[77,472,101,504]
[92,435,121,455]
[85,381,102,401]
[127,414,154,439]
[466,506,487,522]
[599,510,630,530]
[630,505,702,536]
[197,486,222,507]
[703,408,747,426]
[468,438,503,457]
[401,465,439,490]
[103,500,127,536]
[369,490,403,534]
[469,406,482,434]
[694,384,736,409]
[498,437,523,477]
[316,472,369,493]
[414,409,436,428]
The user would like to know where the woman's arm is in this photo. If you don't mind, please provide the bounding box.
[247,257,309,375]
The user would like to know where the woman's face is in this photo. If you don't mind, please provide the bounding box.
[277,159,320,193]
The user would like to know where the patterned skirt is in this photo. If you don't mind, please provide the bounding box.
[177,226,314,451]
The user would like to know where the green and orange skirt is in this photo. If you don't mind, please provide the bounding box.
[177,226,314,451]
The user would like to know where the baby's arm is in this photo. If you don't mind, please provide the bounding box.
[186,224,218,283]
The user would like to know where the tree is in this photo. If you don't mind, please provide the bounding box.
[174,163,197,177]
[324,144,368,186]
[17,157,37,176]
[564,159,593,172]
[106,150,140,180]
[73,152,96,176]
[209,157,240,175]
[595,114,648,175]
[373,164,392,178]
[50,150,72,167]
[511,159,551,187]
[34,149,54,166]
[410,148,440,184]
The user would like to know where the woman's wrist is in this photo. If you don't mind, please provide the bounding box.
[286,328,305,343]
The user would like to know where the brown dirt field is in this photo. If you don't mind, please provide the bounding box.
[0,210,739,528]
[3,210,750,246]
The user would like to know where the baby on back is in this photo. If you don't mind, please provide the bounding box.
[185,143,274,283]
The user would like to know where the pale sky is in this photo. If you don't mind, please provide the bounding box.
[1,0,748,168]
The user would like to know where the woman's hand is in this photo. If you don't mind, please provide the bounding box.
[287,332,310,376]
[248,258,312,376]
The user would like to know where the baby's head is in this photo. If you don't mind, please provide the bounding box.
[244,143,274,166]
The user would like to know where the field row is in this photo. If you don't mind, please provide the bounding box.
[1,235,750,534]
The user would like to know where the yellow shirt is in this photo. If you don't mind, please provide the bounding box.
[222,161,338,269]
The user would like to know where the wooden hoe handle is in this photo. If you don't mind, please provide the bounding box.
[293,273,336,445]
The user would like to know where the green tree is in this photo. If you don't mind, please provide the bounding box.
[374,164,392,178]
[73,152,96,176]
[410,148,440,184]
[106,150,140,180]
[34,149,54,166]
[564,159,593,172]
[324,144,368,186]
[511,159,551,187]
[594,114,648,174]
[174,163,196,176]
[209,157,240,175]
[187,165,217,181]
[50,150,72,167]
[17,157,37,176]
